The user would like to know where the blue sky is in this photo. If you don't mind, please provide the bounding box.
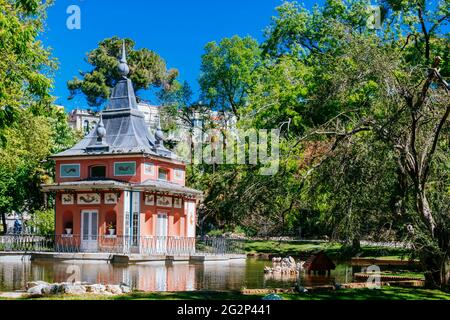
[43,0,447,111]
[43,0,301,110]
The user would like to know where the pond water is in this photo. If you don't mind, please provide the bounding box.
[0,256,408,292]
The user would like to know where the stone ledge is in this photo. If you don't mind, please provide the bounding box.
[30,252,113,261]
[7,252,247,264]
[112,254,167,263]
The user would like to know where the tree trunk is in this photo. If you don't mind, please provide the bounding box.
[352,237,361,252]
[444,260,450,290]
[421,253,449,289]
[414,190,450,288]
[1,212,6,234]
[416,191,436,236]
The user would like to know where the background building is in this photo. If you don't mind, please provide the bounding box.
[67,103,162,135]
[137,103,160,128]
[68,109,99,134]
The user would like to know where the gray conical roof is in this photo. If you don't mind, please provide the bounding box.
[105,78,138,110]
[54,43,176,159]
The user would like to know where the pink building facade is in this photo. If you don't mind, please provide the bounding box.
[43,44,202,253]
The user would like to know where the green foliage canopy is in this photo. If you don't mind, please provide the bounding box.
[67,36,178,107]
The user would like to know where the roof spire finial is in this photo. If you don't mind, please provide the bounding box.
[96,114,106,143]
[155,116,164,147]
[118,40,130,78]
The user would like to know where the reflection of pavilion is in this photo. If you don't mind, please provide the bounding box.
[48,261,197,292]
[128,263,197,291]
[0,258,252,292]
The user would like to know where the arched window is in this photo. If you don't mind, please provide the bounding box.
[105,211,117,236]
[63,211,74,235]
[89,165,106,179]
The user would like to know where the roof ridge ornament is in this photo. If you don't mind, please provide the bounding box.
[118,40,130,78]
[96,114,106,140]
[155,116,164,148]
[85,113,109,152]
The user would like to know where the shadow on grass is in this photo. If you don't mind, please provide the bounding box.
[112,291,262,300]
[281,287,450,301]
[112,287,450,301]
[16,286,450,300]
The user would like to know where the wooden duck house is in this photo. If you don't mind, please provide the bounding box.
[303,251,336,275]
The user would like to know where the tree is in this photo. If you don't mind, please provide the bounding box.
[0,112,51,232]
[0,0,56,233]
[199,36,262,120]
[258,0,449,287]
[262,0,374,57]
[0,0,55,129]
[28,208,54,235]
[309,134,402,249]
[67,36,178,107]
[0,0,78,233]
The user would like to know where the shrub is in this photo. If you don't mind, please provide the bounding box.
[29,208,54,236]
[207,229,224,237]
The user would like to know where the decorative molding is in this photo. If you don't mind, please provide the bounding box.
[60,164,80,178]
[77,193,101,205]
[156,195,172,208]
[61,194,74,205]
[186,201,196,237]
[104,193,118,204]
[174,168,185,181]
[114,161,136,176]
[144,194,155,206]
[144,162,155,176]
[173,198,182,208]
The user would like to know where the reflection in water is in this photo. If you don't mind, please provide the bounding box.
[0,256,363,292]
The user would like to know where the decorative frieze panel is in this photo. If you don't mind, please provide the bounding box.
[60,164,80,178]
[104,193,118,204]
[144,194,185,208]
[114,161,136,176]
[144,194,155,206]
[156,196,172,208]
[173,198,182,208]
[173,168,185,181]
[61,194,74,205]
[77,193,101,205]
[144,162,155,176]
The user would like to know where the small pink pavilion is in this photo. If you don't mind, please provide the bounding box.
[42,43,203,254]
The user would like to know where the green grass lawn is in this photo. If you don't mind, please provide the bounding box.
[279,287,450,300]
[378,271,425,279]
[243,240,410,260]
[10,287,450,300]
[244,240,336,255]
